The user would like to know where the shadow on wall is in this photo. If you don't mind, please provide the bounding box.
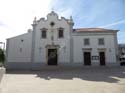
[6,67,125,83]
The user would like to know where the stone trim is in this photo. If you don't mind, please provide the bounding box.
[113,32,119,62]
[97,48,106,52]
[5,39,9,63]
[82,48,92,52]
[45,44,60,48]
[72,32,116,36]
[31,24,37,63]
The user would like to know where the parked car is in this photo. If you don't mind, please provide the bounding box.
[120,56,125,66]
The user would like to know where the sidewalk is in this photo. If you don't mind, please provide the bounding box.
[0,67,125,93]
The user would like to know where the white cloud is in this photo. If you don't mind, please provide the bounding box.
[58,8,73,18]
[0,26,13,42]
[98,20,125,28]
[0,0,53,42]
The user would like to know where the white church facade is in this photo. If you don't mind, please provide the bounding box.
[5,11,119,69]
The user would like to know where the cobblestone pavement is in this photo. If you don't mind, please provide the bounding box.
[0,67,125,93]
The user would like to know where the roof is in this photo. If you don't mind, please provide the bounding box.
[7,32,32,40]
[73,28,118,32]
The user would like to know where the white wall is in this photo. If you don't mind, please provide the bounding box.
[33,12,71,63]
[7,32,32,62]
[6,12,118,66]
[73,32,117,65]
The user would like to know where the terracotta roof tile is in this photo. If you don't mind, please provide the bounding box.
[73,28,118,32]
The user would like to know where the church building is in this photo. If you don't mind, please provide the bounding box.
[5,11,119,69]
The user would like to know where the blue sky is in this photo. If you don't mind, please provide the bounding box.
[53,0,125,43]
[0,0,125,44]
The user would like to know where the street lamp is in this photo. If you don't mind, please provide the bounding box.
[0,42,5,50]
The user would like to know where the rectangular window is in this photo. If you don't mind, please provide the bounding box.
[84,38,90,45]
[98,38,104,45]
[41,30,46,38]
[19,48,22,52]
[58,29,64,38]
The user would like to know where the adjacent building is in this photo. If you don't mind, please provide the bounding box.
[5,11,119,69]
[118,44,125,62]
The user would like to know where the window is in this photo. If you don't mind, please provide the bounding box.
[84,38,90,45]
[58,28,64,38]
[21,39,24,42]
[50,22,55,27]
[98,38,104,45]
[19,48,22,52]
[41,29,47,38]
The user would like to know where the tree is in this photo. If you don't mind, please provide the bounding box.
[0,48,5,64]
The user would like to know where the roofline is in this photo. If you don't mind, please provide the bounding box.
[74,28,119,33]
[73,30,118,33]
[75,27,119,30]
[6,32,32,40]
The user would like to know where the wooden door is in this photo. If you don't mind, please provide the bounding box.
[99,52,105,66]
[84,52,91,65]
[48,49,57,65]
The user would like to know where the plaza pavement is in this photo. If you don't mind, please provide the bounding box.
[0,66,125,93]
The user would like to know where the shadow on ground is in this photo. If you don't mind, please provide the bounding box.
[6,66,125,83]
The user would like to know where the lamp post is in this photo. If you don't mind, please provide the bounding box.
[0,42,5,50]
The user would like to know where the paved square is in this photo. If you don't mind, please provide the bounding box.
[0,67,125,93]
